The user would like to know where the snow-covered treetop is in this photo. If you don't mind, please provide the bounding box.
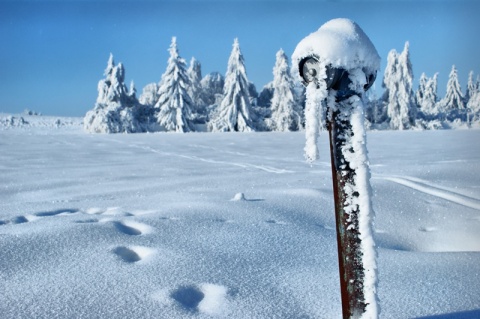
[105,53,115,76]
[292,18,380,82]
[169,37,179,60]
[226,38,247,77]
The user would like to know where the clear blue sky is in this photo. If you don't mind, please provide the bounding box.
[1,0,478,116]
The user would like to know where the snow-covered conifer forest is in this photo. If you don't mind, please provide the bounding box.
[83,39,479,134]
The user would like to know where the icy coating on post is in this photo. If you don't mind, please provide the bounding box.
[292,18,380,162]
[329,93,379,319]
[292,18,380,319]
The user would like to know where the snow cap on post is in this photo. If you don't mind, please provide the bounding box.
[292,18,380,84]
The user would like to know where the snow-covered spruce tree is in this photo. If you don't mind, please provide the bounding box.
[187,57,208,122]
[208,38,258,132]
[248,82,259,106]
[84,53,143,133]
[465,71,476,104]
[155,37,195,133]
[467,90,480,125]
[465,71,480,125]
[268,49,303,131]
[423,73,439,117]
[381,50,398,125]
[415,73,428,111]
[416,72,440,118]
[258,82,274,108]
[440,65,465,117]
[365,89,386,128]
[139,83,160,107]
[382,42,416,130]
[201,72,225,106]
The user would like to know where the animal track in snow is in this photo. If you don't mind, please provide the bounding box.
[112,246,155,263]
[113,220,153,236]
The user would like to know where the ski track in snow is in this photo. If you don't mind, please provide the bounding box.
[106,138,294,174]
[176,153,293,174]
[378,175,480,211]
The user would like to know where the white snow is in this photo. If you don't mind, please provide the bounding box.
[1,119,480,318]
[292,18,380,83]
[231,192,247,201]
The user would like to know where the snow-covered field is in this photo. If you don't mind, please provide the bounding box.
[1,116,479,319]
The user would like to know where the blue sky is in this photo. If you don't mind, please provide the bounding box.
[0,0,478,116]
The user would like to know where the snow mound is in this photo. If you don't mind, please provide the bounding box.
[292,18,380,82]
[231,192,247,201]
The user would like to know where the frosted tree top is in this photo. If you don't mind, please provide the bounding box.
[292,18,380,81]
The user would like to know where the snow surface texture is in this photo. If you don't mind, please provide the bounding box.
[1,119,480,318]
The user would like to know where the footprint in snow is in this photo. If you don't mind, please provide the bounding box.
[0,210,80,226]
[170,283,229,315]
[35,208,79,217]
[113,220,153,236]
[113,246,155,263]
[12,216,29,224]
[0,215,36,225]
[171,285,205,311]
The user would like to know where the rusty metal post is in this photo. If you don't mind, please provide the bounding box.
[328,106,367,319]
[293,19,380,319]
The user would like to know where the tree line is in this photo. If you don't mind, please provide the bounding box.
[84,38,480,133]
